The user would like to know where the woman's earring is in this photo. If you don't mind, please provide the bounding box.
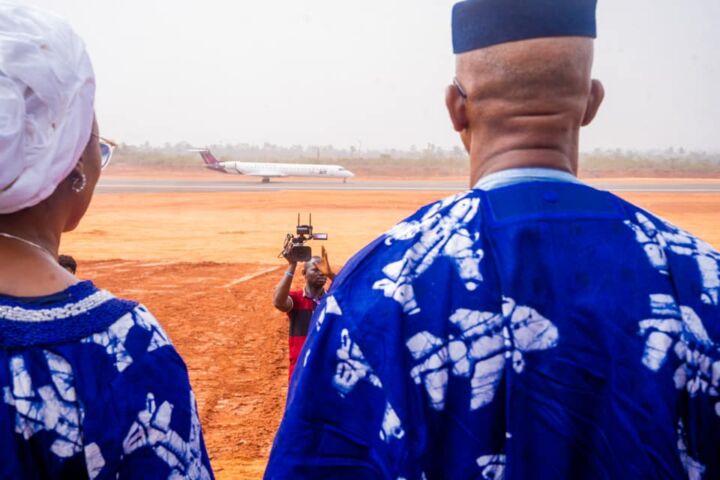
[71,172,87,193]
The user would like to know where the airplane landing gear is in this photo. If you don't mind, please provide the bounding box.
[262,177,270,184]
[343,178,347,184]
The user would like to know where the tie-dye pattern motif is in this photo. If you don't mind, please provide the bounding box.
[373,192,484,315]
[407,298,558,411]
[331,329,406,444]
[626,212,720,305]
[122,392,211,479]
[0,285,213,480]
[3,352,84,458]
[82,305,170,372]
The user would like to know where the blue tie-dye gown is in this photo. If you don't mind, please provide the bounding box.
[0,281,213,479]
[265,177,720,480]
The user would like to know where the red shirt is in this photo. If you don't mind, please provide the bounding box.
[287,289,323,380]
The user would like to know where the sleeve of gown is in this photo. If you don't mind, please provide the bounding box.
[679,306,720,479]
[264,299,404,480]
[84,305,214,480]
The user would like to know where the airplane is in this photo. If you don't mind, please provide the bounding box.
[191,148,355,183]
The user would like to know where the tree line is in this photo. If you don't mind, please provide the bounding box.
[110,142,720,177]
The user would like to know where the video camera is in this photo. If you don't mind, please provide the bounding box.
[280,214,328,263]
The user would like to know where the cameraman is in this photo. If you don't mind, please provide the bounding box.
[273,254,334,381]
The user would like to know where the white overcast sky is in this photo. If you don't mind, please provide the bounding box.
[24,0,720,151]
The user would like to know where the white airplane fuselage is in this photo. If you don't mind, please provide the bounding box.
[214,161,354,179]
[194,149,354,183]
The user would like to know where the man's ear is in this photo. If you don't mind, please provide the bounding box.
[581,79,605,127]
[445,84,468,132]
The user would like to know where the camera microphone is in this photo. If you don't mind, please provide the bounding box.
[280,213,328,262]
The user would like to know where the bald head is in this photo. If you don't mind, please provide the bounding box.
[447,37,604,182]
[457,37,594,105]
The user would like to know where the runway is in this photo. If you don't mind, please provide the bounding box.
[96,178,720,193]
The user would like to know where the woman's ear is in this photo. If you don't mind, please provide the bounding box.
[67,162,87,193]
[69,156,86,181]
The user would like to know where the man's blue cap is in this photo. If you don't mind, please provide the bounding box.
[452,0,597,54]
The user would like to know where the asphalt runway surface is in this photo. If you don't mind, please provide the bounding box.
[97,178,720,193]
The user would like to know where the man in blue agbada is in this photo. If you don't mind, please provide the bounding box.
[265,0,720,478]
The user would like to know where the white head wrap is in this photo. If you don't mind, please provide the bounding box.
[0,1,95,214]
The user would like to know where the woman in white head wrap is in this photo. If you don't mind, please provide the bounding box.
[0,0,98,289]
[0,3,214,479]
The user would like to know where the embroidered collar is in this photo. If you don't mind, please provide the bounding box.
[0,288,114,322]
[0,280,138,347]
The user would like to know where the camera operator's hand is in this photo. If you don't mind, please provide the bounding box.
[280,233,298,266]
[319,246,336,281]
[284,254,298,268]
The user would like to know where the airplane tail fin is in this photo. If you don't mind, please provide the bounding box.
[191,148,226,172]
[199,149,220,167]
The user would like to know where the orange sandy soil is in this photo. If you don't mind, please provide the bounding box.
[62,188,720,480]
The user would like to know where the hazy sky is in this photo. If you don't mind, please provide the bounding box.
[24,0,720,151]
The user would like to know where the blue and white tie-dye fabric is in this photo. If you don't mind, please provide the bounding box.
[265,179,720,480]
[0,281,213,479]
